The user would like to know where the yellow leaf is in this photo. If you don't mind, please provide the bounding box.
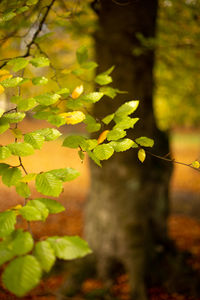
[71,85,84,99]
[192,160,200,169]
[0,84,4,94]
[60,111,85,125]
[12,204,23,210]
[0,69,12,82]
[138,148,146,163]
[7,204,22,213]
[97,130,109,144]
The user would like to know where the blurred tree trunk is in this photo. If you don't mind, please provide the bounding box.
[84,0,172,299]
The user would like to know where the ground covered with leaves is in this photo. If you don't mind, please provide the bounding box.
[0,121,200,299]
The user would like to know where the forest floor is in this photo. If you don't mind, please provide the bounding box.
[0,120,200,300]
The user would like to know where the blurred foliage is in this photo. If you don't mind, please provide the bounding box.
[155,0,200,129]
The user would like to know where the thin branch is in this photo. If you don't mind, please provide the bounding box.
[24,0,56,57]
[145,149,200,173]
[0,0,56,68]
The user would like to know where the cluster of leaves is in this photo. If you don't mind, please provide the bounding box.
[0,44,154,297]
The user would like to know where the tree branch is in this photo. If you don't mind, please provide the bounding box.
[0,0,56,69]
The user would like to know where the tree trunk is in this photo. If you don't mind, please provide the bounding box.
[84,0,172,299]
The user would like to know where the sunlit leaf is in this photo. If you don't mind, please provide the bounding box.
[192,161,200,169]
[35,172,63,197]
[2,255,42,297]
[0,211,16,237]
[30,57,50,67]
[97,130,109,144]
[0,146,11,160]
[7,142,34,156]
[34,241,56,272]
[135,136,154,147]
[138,149,146,163]
[2,167,22,187]
[61,111,85,125]
[115,101,139,117]
[93,144,114,160]
[47,236,92,260]
[71,85,84,99]
[7,58,29,72]
[15,182,31,198]
[34,198,65,214]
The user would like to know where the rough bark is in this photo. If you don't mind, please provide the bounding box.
[84,0,172,299]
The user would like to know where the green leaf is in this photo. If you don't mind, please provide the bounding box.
[49,168,80,182]
[135,136,154,147]
[35,198,65,214]
[0,163,10,175]
[34,93,60,106]
[32,76,48,85]
[0,146,11,159]
[57,88,70,97]
[81,61,98,70]
[78,150,85,161]
[107,129,126,141]
[102,113,115,125]
[66,99,83,110]
[17,98,37,111]
[84,114,101,133]
[30,57,50,67]
[34,241,56,272]
[47,236,92,260]
[24,132,45,149]
[115,101,139,117]
[33,110,52,120]
[62,135,87,149]
[0,211,16,237]
[15,182,31,198]
[34,128,61,141]
[2,167,22,187]
[7,58,29,72]
[104,66,115,75]
[109,139,135,152]
[19,206,42,221]
[1,77,23,87]
[93,144,114,160]
[99,87,124,99]
[3,112,25,123]
[48,114,66,127]
[35,172,63,197]
[2,255,42,297]
[21,173,36,182]
[114,116,139,130]
[85,139,98,150]
[82,92,104,103]
[11,230,34,256]
[26,200,49,221]
[95,74,112,85]
[138,149,146,163]
[76,46,88,65]
[7,142,34,156]
[0,119,9,134]
[0,240,15,266]
[87,150,102,167]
